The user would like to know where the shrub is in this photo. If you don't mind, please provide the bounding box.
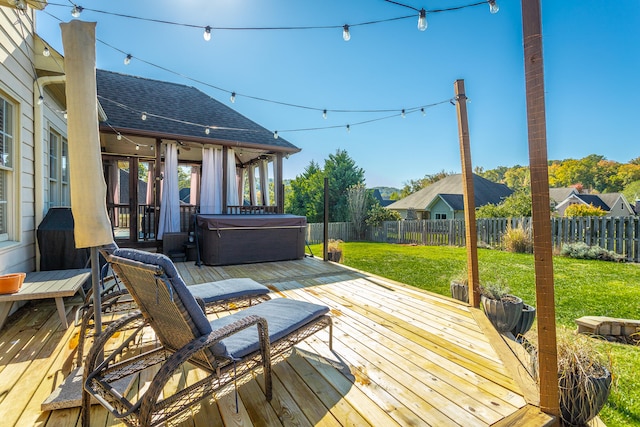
[502,222,533,253]
[480,281,511,300]
[564,204,607,217]
[560,242,626,262]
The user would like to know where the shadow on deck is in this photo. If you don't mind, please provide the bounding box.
[0,256,556,426]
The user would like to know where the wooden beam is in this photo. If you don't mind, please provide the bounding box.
[454,80,480,308]
[323,177,329,261]
[521,0,559,419]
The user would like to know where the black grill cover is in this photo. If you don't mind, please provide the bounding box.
[37,207,90,270]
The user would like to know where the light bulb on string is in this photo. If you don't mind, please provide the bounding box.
[401,109,406,118]
[37,95,43,105]
[43,47,50,57]
[323,109,327,119]
[273,131,279,139]
[346,124,350,133]
[488,0,499,14]
[135,144,140,151]
[205,127,210,135]
[230,92,236,103]
[116,133,122,140]
[421,108,426,116]
[342,25,351,42]
[203,26,212,41]
[124,54,132,65]
[71,5,83,18]
[150,144,154,150]
[418,9,427,31]
[141,112,147,121]
[63,111,68,119]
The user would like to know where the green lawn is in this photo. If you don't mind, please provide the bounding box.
[309,242,640,427]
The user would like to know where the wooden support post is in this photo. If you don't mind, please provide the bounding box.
[323,177,329,261]
[454,80,481,308]
[521,0,560,419]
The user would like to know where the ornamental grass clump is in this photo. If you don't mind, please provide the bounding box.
[502,222,533,253]
[560,242,626,262]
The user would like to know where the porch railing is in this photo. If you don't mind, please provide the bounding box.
[226,205,279,214]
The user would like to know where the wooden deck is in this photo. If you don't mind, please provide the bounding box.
[0,256,555,426]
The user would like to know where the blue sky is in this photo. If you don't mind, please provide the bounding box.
[36,1,640,188]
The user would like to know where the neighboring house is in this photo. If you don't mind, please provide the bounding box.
[554,191,636,217]
[386,174,513,220]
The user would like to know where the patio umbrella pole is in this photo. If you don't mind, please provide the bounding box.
[90,247,102,339]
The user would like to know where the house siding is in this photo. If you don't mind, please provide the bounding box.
[429,198,453,220]
[0,6,36,274]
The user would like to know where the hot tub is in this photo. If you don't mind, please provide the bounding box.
[196,214,307,266]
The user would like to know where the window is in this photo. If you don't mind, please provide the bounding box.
[0,96,14,241]
[48,129,70,208]
[435,213,447,220]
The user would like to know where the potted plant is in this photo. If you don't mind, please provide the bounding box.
[450,269,469,303]
[557,332,612,426]
[0,272,26,294]
[480,281,523,333]
[510,302,536,340]
[327,239,343,262]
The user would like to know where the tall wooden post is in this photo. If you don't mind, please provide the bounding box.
[522,0,559,419]
[454,80,480,308]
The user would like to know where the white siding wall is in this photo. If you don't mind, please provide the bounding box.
[0,6,36,274]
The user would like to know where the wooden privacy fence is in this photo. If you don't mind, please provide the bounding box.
[306,216,640,262]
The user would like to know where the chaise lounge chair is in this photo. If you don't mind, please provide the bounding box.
[82,248,332,427]
[75,245,271,366]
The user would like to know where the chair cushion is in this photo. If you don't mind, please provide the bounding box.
[189,278,269,304]
[210,298,329,359]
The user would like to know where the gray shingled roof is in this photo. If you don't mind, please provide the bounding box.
[437,194,465,211]
[549,187,578,204]
[576,194,610,210]
[386,174,513,210]
[96,69,299,153]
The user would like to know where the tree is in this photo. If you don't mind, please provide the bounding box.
[622,180,640,204]
[564,204,607,217]
[366,203,401,226]
[347,184,368,239]
[285,150,365,223]
[476,190,533,218]
[324,150,365,222]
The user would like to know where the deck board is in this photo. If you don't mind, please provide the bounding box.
[0,256,555,427]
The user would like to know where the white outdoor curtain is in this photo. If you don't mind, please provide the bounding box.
[272,155,280,207]
[107,160,120,226]
[260,159,270,206]
[145,167,154,205]
[237,167,244,205]
[226,149,239,207]
[200,146,222,214]
[157,142,180,239]
[248,165,257,205]
[190,165,200,206]
[61,21,113,248]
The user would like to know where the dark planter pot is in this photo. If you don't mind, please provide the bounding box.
[450,281,469,303]
[327,250,342,262]
[510,303,536,339]
[481,295,523,333]
[559,368,612,426]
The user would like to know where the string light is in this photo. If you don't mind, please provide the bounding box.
[488,0,499,14]
[63,111,68,119]
[37,95,44,105]
[273,130,279,139]
[124,54,132,65]
[135,144,140,150]
[230,92,236,103]
[421,107,426,116]
[418,9,427,31]
[43,46,50,57]
[323,109,327,119]
[141,111,147,120]
[342,25,351,42]
[401,109,406,118]
[203,26,212,41]
[346,124,350,133]
[71,5,83,18]
[116,133,122,140]
[205,127,210,134]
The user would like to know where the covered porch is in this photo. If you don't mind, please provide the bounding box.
[0,256,554,426]
[95,69,299,247]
